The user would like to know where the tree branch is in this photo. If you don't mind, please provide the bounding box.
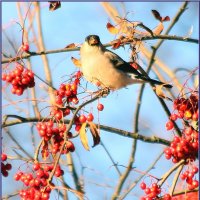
[1,115,171,146]
[1,34,198,64]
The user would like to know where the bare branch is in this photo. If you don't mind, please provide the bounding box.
[1,34,198,64]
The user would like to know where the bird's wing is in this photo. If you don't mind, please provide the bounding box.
[103,49,141,77]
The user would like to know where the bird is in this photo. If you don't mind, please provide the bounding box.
[80,35,172,90]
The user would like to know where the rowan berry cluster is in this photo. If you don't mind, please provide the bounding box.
[50,71,82,121]
[36,121,75,156]
[14,163,63,200]
[140,182,172,200]
[164,130,198,163]
[164,90,199,193]
[165,91,198,163]
[1,153,12,177]
[2,64,35,96]
[180,166,199,190]
[166,92,198,130]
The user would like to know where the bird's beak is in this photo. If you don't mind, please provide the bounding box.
[89,38,99,45]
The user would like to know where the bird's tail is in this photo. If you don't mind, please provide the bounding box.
[138,76,173,88]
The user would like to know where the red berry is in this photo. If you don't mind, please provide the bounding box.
[14,173,21,181]
[166,121,174,130]
[65,90,72,97]
[192,166,199,174]
[145,187,151,195]
[66,141,75,152]
[192,180,199,188]
[87,113,94,122]
[24,178,30,186]
[1,153,7,161]
[16,87,24,96]
[165,154,171,160]
[180,173,186,180]
[2,170,9,177]
[163,193,172,200]
[55,111,63,120]
[55,169,62,177]
[64,108,70,116]
[79,115,86,123]
[2,73,7,81]
[72,97,79,104]
[22,43,30,52]
[34,178,41,186]
[177,110,184,118]
[16,64,24,72]
[75,124,81,132]
[170,114,177,121]
[97,103,104,111]
[5,163,12,170]
[33,163,40,171]
[140,182,146,190]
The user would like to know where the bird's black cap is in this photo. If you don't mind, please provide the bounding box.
[85,35,100,46]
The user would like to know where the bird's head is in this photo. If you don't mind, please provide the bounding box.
[85,35,100,46]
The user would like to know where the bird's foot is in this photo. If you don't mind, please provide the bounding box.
[101,87,110,97]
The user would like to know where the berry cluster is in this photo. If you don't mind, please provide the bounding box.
[166,92,198,130]
[36,121,75,156]
[180,166,199,190]
[164,129,198,163]
[2,64,35,96]
[140,182,171,200]
[165,91,198,162]
[14,163,63,200]
[55,82,78,106]
[1,153,12,177]
[51,71,83,121]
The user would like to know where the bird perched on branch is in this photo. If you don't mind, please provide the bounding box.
[80,35,172,90]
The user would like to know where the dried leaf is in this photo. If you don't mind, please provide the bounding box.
[71,57,82,67]
[41,141,49,160]
[106,22,119,34]
[88,122,100,147]
[79,122,90,151]
[65,43,76,49]
[162,16,170,22]
[49,1,61,11]
[112,40,122,49]
[152,10,162,21]
[152,22,164,35]
[155,85,172,101]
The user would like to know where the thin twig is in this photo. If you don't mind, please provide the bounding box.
[111,140,137,200]
[119,152,164,199]
[4,128,33,159]
[66,153,84,193]
[100,140,121,176]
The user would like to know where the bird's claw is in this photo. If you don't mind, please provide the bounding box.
[101,87,110,97]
